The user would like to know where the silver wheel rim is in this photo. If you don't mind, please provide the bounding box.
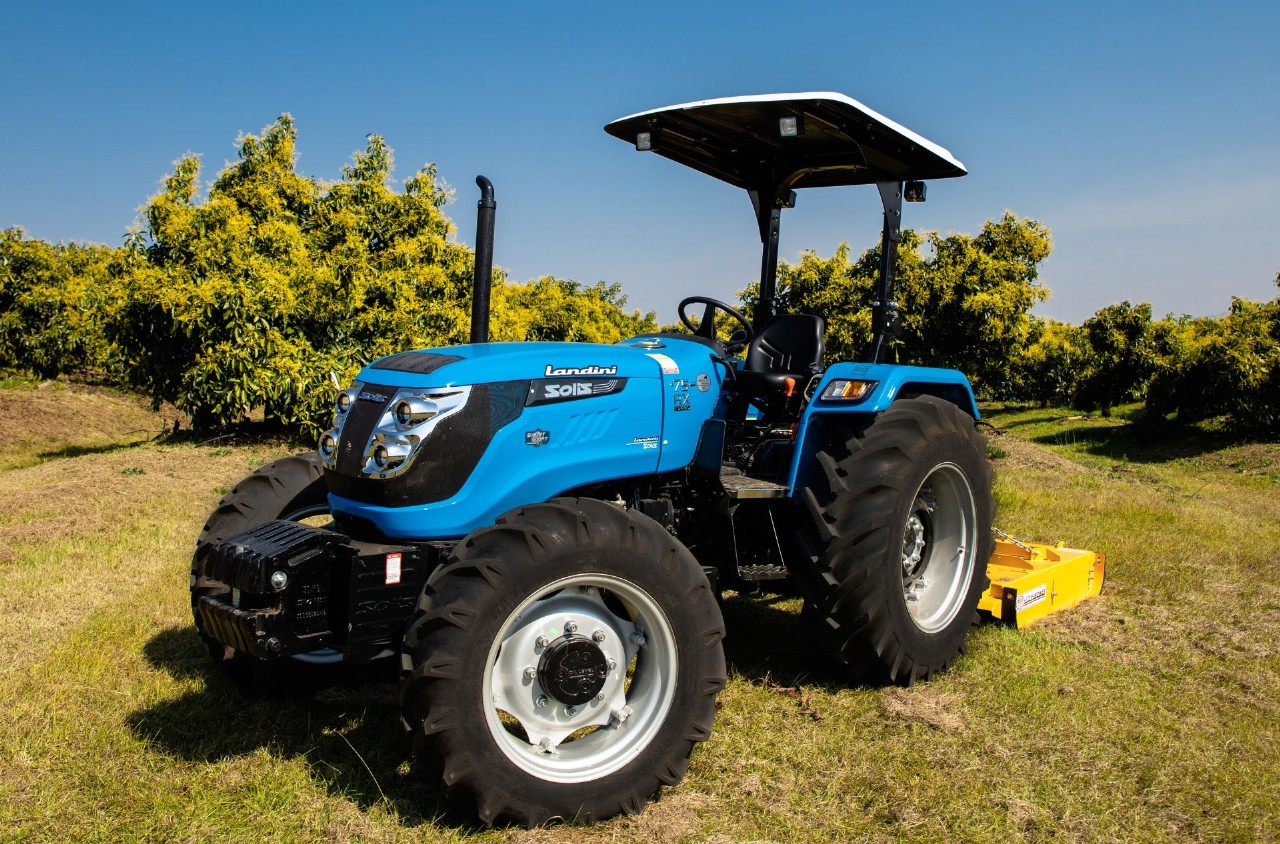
[482,573,678,783]
[901,463,977,633]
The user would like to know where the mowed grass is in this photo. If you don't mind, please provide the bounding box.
[1,386,1277,843]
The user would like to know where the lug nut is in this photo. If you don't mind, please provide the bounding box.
[631,631,647,646]
[535,635,549,649]
[592,630,606,643]
[607,658,617,670]
[535,695,549,708]
[523,666,537,681]
[564,705,577,717]
[564,620,578,634]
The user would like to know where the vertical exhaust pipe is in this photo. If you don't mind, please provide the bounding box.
[471,175,496,344]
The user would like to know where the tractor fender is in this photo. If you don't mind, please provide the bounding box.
[785,363,980,494]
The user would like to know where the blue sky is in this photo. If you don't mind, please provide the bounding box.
[2,1,1277,324]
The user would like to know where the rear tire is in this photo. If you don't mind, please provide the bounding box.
[191,453,329,665]
[400,498,726,827]
[796,397,994,684]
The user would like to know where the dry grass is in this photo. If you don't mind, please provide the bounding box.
[0,388,1277,843]
[0,378,183,471]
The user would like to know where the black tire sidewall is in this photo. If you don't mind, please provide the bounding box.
[405,499,725,824]
[799,397,995,682]
[864,419,993,668]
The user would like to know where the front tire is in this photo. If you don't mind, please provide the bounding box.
[400,498,726,827]
[797,396,994,684]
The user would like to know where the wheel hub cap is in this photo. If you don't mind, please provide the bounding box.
[537,634,609,705]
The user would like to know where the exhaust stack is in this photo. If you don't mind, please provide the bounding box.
[471,176,496,344]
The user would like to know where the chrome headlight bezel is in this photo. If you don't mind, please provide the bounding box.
[319,383,471,479]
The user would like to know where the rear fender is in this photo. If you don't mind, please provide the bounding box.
[786,363,979,493]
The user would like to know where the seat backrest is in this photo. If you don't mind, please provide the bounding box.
[745,314,826,375]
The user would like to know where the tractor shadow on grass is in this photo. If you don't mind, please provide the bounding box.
[717,587,855,693]
[130,595,859,828]
[130,625,478,832]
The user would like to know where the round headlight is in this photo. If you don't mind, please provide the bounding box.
[319,433,336,456]
[373,444,389,467]
[393,397,437,428]
[336,391,352,414]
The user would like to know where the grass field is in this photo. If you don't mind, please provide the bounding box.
[1,381,1277,843]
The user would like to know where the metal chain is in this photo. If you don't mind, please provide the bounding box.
[992,526,1035,554]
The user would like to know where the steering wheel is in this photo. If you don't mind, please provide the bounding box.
[678,297,754,351]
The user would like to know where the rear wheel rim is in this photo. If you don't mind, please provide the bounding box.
[900,463,977,633]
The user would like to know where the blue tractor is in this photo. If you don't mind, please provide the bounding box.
[192,93,994,825]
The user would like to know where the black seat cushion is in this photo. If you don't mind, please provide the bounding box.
[745,314,826,380]
[727,314,826,422]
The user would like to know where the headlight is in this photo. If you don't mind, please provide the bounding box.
[394,397,437,428]
[820,379,876,402]
[322,384,471,478]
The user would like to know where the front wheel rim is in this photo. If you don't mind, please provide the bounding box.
[900,463,978,633]
[482,573,678,783]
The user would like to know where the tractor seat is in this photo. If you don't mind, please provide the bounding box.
[741,313,826,388]
[730,314,825,420]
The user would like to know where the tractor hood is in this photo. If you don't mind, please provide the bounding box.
[350,340,685,389]
[321,336,727,539]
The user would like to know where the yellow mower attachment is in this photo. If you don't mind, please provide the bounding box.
[978,531,1105,628]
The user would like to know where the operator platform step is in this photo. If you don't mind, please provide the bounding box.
[720,467,790,499]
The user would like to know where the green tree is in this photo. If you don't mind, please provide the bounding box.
[1145,287,1280,433]
[1073,301,1157,416]
[492,278,656,342]
[106,115,474,432]
[1006,317,1089,407]
[0,228,118,378]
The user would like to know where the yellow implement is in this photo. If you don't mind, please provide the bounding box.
[979,532,1106,628]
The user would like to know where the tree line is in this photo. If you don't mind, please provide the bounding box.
[2,116,1277,436]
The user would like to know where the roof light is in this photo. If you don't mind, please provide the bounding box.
[635,131,653,151]
[905,180,927,202]
[779,115,801,137]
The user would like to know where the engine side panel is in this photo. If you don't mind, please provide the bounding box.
[324,338,729,540]
[329,375,665,539]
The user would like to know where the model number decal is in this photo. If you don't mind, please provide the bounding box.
[1016,583,1048,613]
[526,378,627,406]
